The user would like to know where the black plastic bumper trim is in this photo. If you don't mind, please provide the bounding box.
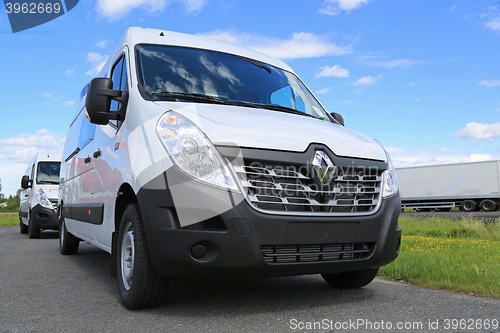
[62,203,104,225]
[30,204,59,230]
[136,166,402,278]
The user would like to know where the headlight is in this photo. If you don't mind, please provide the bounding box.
[36,188,53,209]
[382,150,398,199]
[156,111,239,192]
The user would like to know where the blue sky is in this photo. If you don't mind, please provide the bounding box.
[0,0,499,196]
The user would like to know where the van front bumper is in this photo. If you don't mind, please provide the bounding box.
[31,204,59,230]
[137,170,401,278]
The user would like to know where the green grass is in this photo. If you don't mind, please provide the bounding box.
[0,214,19,227]
[379,216,500,299]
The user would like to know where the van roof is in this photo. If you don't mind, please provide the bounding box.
[31,152,62,163]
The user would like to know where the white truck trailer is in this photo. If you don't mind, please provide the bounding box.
[396,160,500,212]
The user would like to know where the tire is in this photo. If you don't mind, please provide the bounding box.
[321,268,379,289]
[28,216,40,239]
[479,199,497,212]
[117,203,169,309]
[20,217,28,234]
[59,219,80,255]
[460,200,477,212]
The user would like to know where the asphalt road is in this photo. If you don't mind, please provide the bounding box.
[1,226,499,333]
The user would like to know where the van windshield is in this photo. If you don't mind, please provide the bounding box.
[36,162,60,185]
[135,44,330,120]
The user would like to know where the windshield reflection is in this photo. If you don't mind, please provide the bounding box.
[135,44,328,119]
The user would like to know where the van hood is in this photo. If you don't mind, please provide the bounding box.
[153,102,387,162]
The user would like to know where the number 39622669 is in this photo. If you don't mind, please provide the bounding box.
[5,3,61,14]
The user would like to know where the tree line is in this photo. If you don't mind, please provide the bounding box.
[0,180,21,212]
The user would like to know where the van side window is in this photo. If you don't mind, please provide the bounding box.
[78,112,96,149]
[110,55,128,128]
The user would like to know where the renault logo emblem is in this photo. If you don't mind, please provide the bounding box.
[312,151,336,184]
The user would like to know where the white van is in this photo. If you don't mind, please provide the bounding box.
[20,153,61,238]
[59,27,401,309]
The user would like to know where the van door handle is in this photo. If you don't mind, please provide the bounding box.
[84,156,91,164]
[93,150,101,158]
[65,147,80,163]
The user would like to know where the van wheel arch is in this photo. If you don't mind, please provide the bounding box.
[115,183,138,233]
[112,183,137,277]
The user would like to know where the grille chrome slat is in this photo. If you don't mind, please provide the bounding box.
[242,183,380,195]
[234,158,383,215]
[261,243,374,264]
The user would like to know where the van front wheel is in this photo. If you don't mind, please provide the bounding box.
[20,217,28,234]
[321,268,379,289]
[28,215,40,239]
[59,219,80,255]
[117,203,169,309]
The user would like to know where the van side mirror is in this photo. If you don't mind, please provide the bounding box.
[331,112,344,126]
[21,175,31,189]
[85,77,129,125]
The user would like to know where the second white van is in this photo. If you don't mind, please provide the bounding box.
[20,153,61,238]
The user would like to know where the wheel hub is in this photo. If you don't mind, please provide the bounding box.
[121,222,134,291]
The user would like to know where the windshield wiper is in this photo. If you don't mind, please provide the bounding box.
[152,92,319,119]
[243,102,318,119]
[38,181,59,185]
[151,92,236,106]
[236,56,272,73]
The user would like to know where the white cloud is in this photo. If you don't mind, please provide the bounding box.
[315,65,349,78]
[200,30,353,59]
[407,82,415,87]
[0,130,66,196]
[485,18,500,31]
[184,0,208,14]
[342,100,355,104]
[96,0,169,19]
[477,80,500,87]
[413,98,420,103]
[393,153,496,168]
[65,69,75,76]
[454,122,500,140]
[497,101,500,112]
[358,56,422,68]
[95,0,207,19]
[38,92,74,107]
[354,74,382,87]
[0,129,65,163]
[95,39,113,48]
[319,0,370,16]
[85,52,109,76]
[40,92,57,100]
[384,141,499,168]
[482,6,500,32]
[451,5,456,11]
[316,87,332,94]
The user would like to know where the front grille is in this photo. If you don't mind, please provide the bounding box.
[233,161,383,215]
[261,243,374,264]
[50,199,58,210]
